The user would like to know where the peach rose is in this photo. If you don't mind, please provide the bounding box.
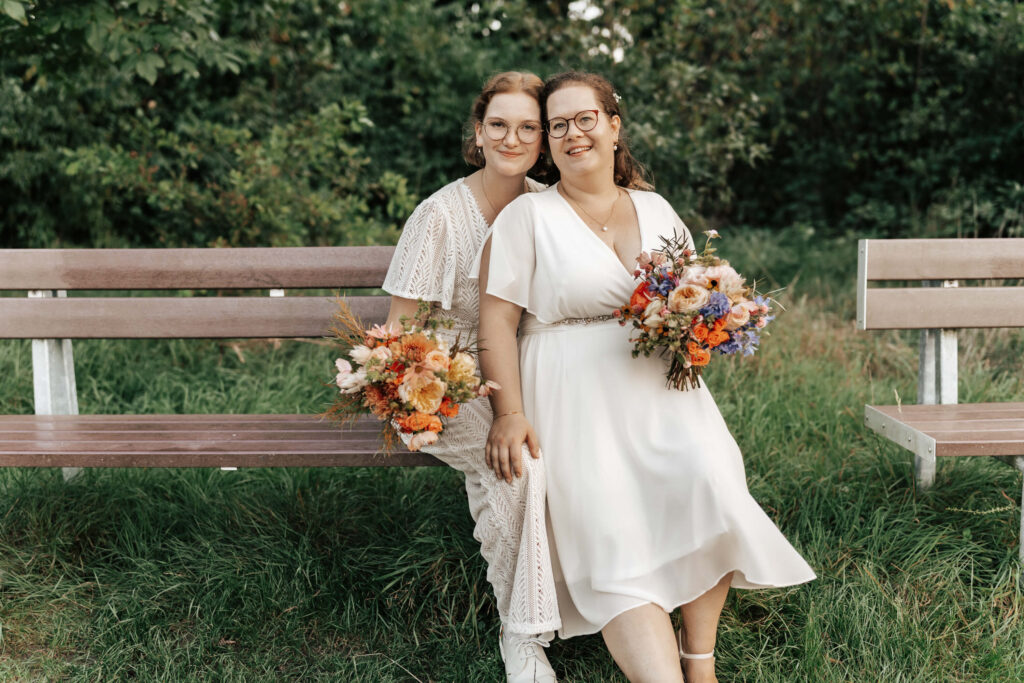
[667,283,710,313]
[724,304,751,330]
[408,430,440,451]
[422,349,450,373]
[448,352,478,385]
[398,371,446,413]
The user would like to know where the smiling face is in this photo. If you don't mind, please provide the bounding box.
[473,92,543,178]
[545,84,620,182]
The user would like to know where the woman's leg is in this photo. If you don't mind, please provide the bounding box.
[601,603,684,683]
[418,399,560,634]
[677,572,733,683]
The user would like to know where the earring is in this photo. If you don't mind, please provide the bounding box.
[613,143,619,151]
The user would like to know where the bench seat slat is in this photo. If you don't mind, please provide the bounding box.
[863,238,1024,280]
[0,296,389,339]
[865,402,1024,458]
[862,287,1024,330]
[867,404,1024,419]
[0,415,442,467]
[0,247,395,290]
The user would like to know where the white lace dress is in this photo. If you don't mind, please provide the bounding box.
[382,177,561,635]
[473,185,816,638]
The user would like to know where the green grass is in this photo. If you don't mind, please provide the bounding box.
[1,232,1023,681]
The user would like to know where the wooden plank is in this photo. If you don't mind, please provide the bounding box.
[0,247,395,290]
[0,451,443,468]
[0,415,383,430]
[0,296,389,339]
[862,287,1024,330]
[863,239,1024,281]
[868,403,1024,420]
[0,414,442,467]
[935,438,1024,458]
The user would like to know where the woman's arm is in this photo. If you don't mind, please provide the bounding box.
[384,295,420,331]
[477,238,541,484]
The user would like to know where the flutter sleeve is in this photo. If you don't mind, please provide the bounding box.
[382,198,455,309]
[469,194,536,310]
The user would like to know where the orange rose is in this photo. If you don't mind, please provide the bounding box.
[707,329,730,347]
[712,317,727,332]
[692,323,709,342]
[403,411,444,433]
[439,398,460,418]
[687,341,711,367]
[629,282,653,312]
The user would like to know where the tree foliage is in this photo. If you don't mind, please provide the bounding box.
[1,0,1022,248]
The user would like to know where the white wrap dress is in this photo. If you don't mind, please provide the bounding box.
[472,184,816,638]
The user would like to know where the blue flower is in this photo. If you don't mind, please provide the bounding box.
[699,290,730,319]
[715,337,742,355]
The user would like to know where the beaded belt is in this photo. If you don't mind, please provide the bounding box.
[520,314,620,336]
[550,314,616,326]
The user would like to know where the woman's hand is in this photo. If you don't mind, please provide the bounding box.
[486,412,541,483]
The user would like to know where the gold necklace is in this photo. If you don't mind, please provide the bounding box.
[560,185,622,232]
[480,174,527,220]
[479,175,498,218]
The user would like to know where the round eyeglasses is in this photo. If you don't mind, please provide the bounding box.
[545,110,600,139]
[482,118,543,144]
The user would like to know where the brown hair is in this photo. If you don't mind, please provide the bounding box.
[462,71,545,174]
[540,71,653,191]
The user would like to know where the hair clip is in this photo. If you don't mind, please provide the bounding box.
[613,92,622,103]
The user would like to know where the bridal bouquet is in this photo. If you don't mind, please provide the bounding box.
[614,230,775,390]
[326,301,498,452]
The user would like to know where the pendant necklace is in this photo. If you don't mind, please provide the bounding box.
[561,185,622,232]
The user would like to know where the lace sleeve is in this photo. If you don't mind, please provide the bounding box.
[382,197,455,309]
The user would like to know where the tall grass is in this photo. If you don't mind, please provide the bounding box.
[1,231,1022,681]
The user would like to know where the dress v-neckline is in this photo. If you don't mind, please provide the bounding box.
[555,183,643,278]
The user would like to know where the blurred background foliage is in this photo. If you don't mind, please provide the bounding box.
[1,0,1022,249]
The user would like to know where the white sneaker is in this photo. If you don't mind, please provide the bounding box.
[499,627,557,682]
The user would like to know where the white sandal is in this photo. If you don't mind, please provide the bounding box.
[677,628,715,660]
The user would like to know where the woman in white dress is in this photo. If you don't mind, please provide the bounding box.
[474,71,816,683]
[381,71,561,682]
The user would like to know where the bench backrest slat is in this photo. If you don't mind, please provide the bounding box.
[0,296,389,339]
[857,238,1024,331]
[0,247,394,290]
[861,238,1024,281]
[862,287,1024,330]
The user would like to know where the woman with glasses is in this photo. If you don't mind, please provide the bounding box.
[475,71,815,683]
[382,71,560,683]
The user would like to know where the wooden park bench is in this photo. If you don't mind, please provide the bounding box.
[0,247,442,476]
[856,238,1024,558]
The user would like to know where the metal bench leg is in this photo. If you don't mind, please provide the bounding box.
[29,290,81,481]
[915,451,936,490]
